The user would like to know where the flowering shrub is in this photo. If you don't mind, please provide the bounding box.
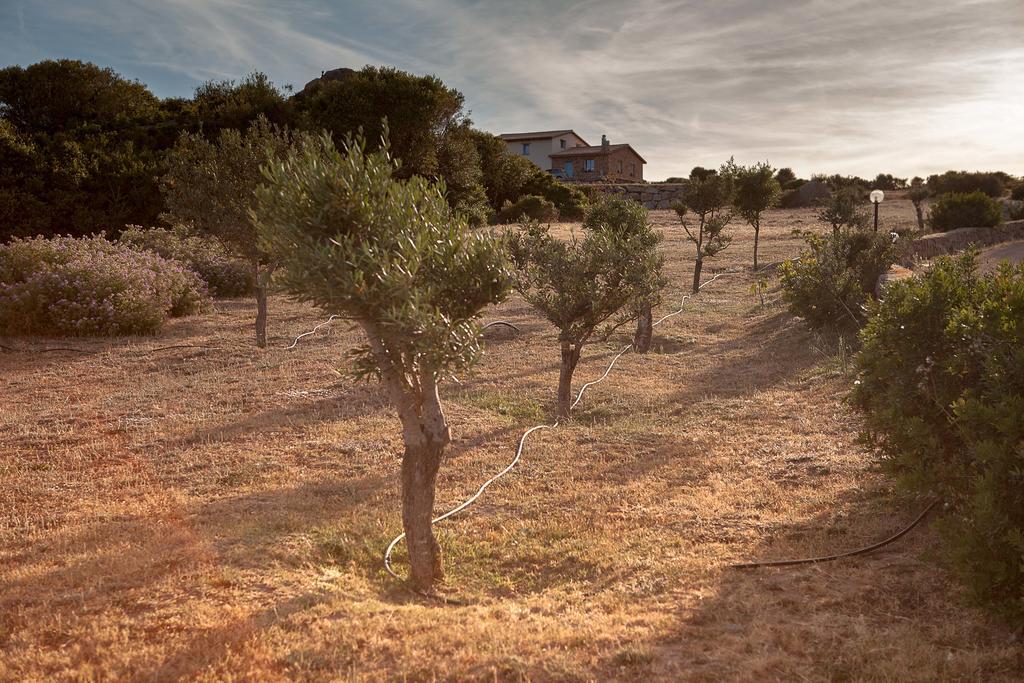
[853,254,1024,624]
[0,235,209,336]
[119,225,255,297]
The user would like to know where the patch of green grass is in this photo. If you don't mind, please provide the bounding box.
[452,388,545,423]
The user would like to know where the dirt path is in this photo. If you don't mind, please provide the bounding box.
[2,200,1021,681]
[979,239,1024,273]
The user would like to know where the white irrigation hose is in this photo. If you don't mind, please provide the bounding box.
[285,315,340,350]
[383,270,734,583]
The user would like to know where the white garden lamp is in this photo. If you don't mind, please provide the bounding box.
[869,189,884,232]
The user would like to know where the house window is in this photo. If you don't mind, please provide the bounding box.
[522,143,530,155]
[560,138,566,149]
[584,159,595,172]
[630,162,636,177]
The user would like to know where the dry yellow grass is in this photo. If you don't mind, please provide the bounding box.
[2,200,1021,681]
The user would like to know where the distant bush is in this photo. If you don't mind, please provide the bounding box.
[521,173,588,221]
[119,225,255,297]
[926,171,1004,198]
[928,192,1002,232]
[1010,184,1024,201]
[496,195,558,224]
[779,229,902,330]
[853,255,1024,625]
[0,235,208,336]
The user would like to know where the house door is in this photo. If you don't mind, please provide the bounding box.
[564,161,574,178]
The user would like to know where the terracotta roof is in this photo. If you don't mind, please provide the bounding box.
[498,130,588,144]
[549,144,647,164]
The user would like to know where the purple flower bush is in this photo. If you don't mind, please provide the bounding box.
[118,225,255,298]
[0,235,210,336]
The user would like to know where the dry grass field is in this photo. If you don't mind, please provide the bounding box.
[2,199,1022,681]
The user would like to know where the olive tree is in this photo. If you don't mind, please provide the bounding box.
[581,196,666,352]
[254,134,511,589]
[161,116,294,347]
[510,221,663,417]
[673,167,734,292]
[907,180,929,230]
[728,160,781,270]
[817,186,868,235]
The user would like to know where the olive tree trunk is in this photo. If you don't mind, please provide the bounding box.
[363,324,451,590]
[914,203,925,230]
[752,222,761,271]
[254,262,277,348]
[692,254,704,294]
[633,304,653,353]
[557,341,582,418]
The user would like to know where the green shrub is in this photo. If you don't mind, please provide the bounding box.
[0,235,208,336]
[118,225,255,297]
[928,192,1002,232]
[521,172,588,221]
[926,170,1004,198]
[852,254,1024,624]
[779,229,901,329]
[1011,184,1024,201]
[496,195,558,224]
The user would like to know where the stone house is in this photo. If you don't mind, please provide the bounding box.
[497,130,590,172]
[549,136,646,182]
[498,130,646,181]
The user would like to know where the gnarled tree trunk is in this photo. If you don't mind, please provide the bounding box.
[254,262,276,348]
[557,341,582,418]
[633,304,653,353]
[914,203,925,230]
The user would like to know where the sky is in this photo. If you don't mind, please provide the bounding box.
[2,0,1023,180]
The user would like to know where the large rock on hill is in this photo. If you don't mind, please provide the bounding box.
[298,67,356,97]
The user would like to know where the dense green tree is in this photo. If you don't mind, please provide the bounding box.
[775,167,797,186]
[254,134,511,589]
[674,165,734,291]
[817,186,869,235]
[294,66,489,222]
[510,219,663,417]
[192,72,293,135]
[727,160,781,270]
[582,196,666,352]
[161,117,296,347]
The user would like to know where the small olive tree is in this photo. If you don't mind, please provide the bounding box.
[727,160,781,270]
[907,181,929,230]
[673,167,734,292]
[161,116,294,347]
[254,135,511,589]
[581,196,666,352]
[510,221,663,417]
[817,186,869,235]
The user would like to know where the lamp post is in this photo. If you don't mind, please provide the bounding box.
[870,189,884,232]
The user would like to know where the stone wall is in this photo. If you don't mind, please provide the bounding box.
[899,220,1024,265]
[578,182,685,209]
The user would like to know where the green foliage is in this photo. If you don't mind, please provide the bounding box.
[118,225,255,297]
[927,192,1003,232]
[926,170,1005,198]
[779,229,901,330]
[522,172,589,221]
[294,65,488,221]
[775,167,797,186]
[192,71,293,134]
[1010,184,1024,201]
[161,116,294,267]
[816,187,869,234]
[582,195,648,237]
[508,220,663,347]
[496,195,559,224]
[254,134,511,382]
[729,160,781,223]
[871,173,907,191]
[852,255,1024,624]
[0,235,208,336]
[0,60,174,240]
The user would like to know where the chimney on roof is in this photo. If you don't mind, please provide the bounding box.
[601,134,609,151]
